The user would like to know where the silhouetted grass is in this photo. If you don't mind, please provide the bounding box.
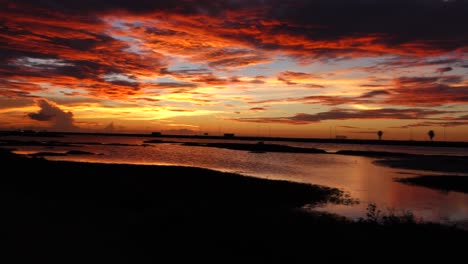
[359,203,418,225]
[396,175,468,193]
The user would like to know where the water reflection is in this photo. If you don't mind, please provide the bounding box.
[4,134,468,227]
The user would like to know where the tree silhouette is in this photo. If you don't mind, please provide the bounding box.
[377,130,383,140]
[428,130,435,142]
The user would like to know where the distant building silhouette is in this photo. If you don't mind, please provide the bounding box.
[151,132,162,136]
[224,133,235,138]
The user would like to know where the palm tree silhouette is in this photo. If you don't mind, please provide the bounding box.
[428,130,435,142]
[377,130,383,141]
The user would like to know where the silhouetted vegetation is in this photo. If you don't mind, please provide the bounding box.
[377,130,383,141]
[396,175,468,193]
[360,203,417,225]
[428,130,435,142]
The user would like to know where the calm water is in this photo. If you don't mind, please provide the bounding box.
[4,135,468,227]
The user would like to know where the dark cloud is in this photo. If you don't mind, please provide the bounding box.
[248,95,353,106]
[385,76,468,106]
[249,107,268,112]
[360,84,385,88]
[392,75,462,86]
[208,55,270,69]
[390,121,468,128]
[249,74,468,107]
[304,84,324,88]
[395,76,440,85]
[360,90,390,98]
[168,108,195,112]
[28,99,78,131]
[231,108,452,125]
[6,0,467,61]
[108,80,139,88]
[436,66,453,73]
[277,71,317,85]
[439,75,463,84]
[136,97,160,102]
[159,67,211,77]
[363,57,462,72]
[290,0,467,52]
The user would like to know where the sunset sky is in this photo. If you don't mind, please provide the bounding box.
[1,0,467,140]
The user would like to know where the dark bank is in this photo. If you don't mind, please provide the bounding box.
[1,149,466,263]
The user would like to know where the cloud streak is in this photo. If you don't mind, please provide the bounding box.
[231,108,455,125]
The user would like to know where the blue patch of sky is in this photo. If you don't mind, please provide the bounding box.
[14,57,73,68]
[153,76,181,83]
[104,18,146,55]
[231,55,383,78]
[102,73,137,83]
[167,58,209,72]
[232,55,297,77]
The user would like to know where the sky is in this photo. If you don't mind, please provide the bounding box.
[1,0,467,141]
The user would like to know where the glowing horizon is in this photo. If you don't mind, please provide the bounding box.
[1,0,467,141]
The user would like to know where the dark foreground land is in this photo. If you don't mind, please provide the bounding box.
[1,150,467,263]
